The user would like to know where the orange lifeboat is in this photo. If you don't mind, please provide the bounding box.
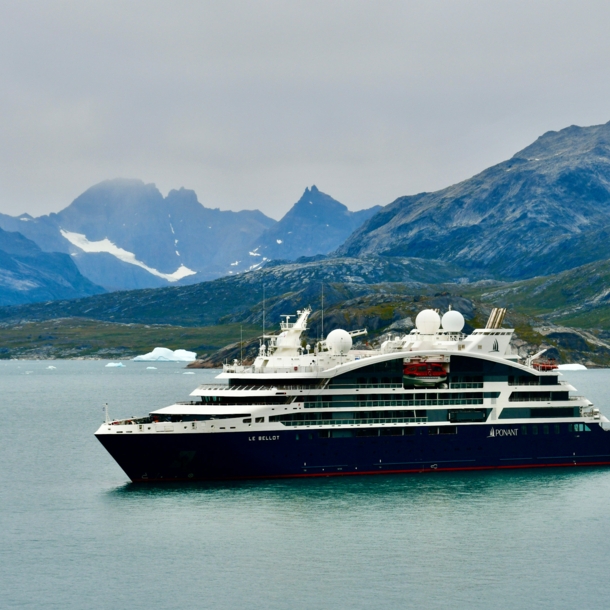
[532,358,558,371]
[403,362,447,386]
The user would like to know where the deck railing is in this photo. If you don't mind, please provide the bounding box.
[196,384,321,392]
[449,382,484,389]
[305,398,484,408]
[279,417,427,427]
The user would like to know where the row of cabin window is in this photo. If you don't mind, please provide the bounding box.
[508,391,570,402]
[508,375,558,386]
[200,396,290,405]
[523,423,591,434]
[269,410,488,425]
[271,410,427,423]
[305,392,483,404]
[303,400,484,409]
[272,406,581,424]
[337,377,402,386]
[323,428,414,438]
[298,423,591,440]
[499,407,579,419]
[314,426,458,438]
[331,375,557,389]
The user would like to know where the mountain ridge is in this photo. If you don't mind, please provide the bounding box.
[336,120,610,279]
[244,185,381,263]
[0,180,379,292]
[0,227,105,306]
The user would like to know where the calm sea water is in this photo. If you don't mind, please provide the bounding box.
[2,361,610,609]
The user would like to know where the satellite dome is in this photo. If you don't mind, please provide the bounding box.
[415,309,441,335]
[441,310,465,333]
[326,329,353,354]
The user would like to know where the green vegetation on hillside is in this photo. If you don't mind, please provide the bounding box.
[0,319,260,359]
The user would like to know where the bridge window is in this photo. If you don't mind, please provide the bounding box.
[500,407,579,419]
[448,409,488,423]
[569,423,591,432]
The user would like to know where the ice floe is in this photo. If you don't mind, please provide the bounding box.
[133,347,197,362]
[105,362,126,368]
[557,363,587,370]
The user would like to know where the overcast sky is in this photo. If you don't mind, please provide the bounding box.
[1,1,610,219]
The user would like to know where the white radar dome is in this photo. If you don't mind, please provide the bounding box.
[441,310,465,333]
[326,329,353,354]
[415,309,441,335]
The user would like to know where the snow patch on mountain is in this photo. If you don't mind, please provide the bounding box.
[60,229,196,282]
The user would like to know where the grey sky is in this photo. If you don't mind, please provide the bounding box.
[1,1,610,219]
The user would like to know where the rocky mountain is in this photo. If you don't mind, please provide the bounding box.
[0,180,380,292]
[0,179,275,290]
[337,120,610,280]
[3,247,610,364]
[242,186,380,263]
[462,257,610,329]
[0,227,104,306]
[0,255,467,327]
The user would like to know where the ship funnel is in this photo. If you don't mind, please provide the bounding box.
[485,308,506,329]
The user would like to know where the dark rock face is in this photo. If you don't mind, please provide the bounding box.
[545,331,590,352]
[0,227,104,306]
[336,121,610,280]
[0,179,276,290]
[0,255,465,326]
[0,181,379,292]
[244,186,381,264]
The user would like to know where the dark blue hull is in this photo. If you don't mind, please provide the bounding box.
[96,424,610,482]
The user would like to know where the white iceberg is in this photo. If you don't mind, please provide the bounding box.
[146,366,157,370]
[557,363,587,371]
[183,371,195,375]
[133,347,197,362]
[105,362,126,368]
[46,365,56,370]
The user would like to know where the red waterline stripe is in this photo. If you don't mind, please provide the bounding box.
[130,460,610,483]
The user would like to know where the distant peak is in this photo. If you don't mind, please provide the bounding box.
[166,187,199,203]
[310,185,319,193]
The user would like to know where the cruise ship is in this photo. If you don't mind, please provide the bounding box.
[95,306,610,482]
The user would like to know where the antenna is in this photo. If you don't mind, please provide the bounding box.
[262,284,265,339]
[240,325,243,364]
[104,402,109,424]
[321,282,324,340]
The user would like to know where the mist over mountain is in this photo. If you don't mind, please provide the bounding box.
[0,227,104,306]
[337,121,610,280]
